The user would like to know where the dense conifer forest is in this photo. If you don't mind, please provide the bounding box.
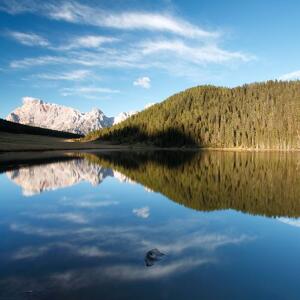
[87,81,300,149]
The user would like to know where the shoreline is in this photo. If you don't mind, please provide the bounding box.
[0,132,299,153]
[1,147,299,174]
[1,145,299,153]
[0,145,300,154]
[1,142,299,153]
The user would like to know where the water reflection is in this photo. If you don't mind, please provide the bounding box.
[5,158,135,196]
[1,150,300,299]
[1,206,251,298]
[7,159,111,196]
[1,217,252,296]
[6,150,297,217]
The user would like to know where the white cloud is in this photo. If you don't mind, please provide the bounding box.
[9,37,253,73]
[10,52,142,70]
[66,86,119,94]
[9,223,66,237]
[12,245,50,260]
[100,258,211,281]
[3,1,254,82]
[35,69,92,81]
[76,246,112,258]
[37,213,88,224]
[8,31,49,47]
[133,76,151,89]
[1,1,217,38]
[60,35,118,50]
[10,56,66,68]
[61,86,120,97]
[279,70,300,81]
[144,233,253,255]
[49,257,212,289]
[132,207,150,218]
[74,200,119,208]
[140,39,253,64]
[9,222,98,237]
[12,243,112,260]
[45,2,217,39]
[7,31,118,51]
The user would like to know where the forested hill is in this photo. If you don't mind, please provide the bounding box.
[87,81,300,150]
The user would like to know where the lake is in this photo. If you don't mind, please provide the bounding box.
[0,150,300,300]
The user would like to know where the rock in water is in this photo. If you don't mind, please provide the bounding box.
[145,248,165,267]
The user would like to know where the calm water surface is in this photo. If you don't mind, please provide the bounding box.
[0,150,300,300]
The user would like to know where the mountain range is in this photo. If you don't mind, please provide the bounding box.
[4,81,300,150]
[6,97,137,135]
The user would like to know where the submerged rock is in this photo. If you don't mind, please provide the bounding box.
[144,248,165,267]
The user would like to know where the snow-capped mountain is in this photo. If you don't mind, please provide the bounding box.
[6,97,136,135]
[113,111,137,125]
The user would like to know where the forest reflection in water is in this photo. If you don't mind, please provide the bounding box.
[1,150,300,300]
[5,150,300,218]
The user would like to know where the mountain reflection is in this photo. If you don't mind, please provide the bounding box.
[6,158,133,196]
[2,150,300,299]
[5,150,300,217]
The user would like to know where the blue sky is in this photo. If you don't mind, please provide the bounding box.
[1,0,300,118]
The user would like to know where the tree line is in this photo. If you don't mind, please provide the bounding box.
[86,81,300,149]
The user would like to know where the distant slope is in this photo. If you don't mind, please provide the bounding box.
[87,81,300,150]
[0,118,82,139]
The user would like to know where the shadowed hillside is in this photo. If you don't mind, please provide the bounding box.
[0,118,82,138]
[0,119,121,152]
[87,81,300,150]
[83,150,300,217]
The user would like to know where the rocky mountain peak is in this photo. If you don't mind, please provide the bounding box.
[6,97,115,135]
[6,97,154,135]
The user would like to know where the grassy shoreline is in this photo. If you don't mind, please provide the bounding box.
[0,132,299,153]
